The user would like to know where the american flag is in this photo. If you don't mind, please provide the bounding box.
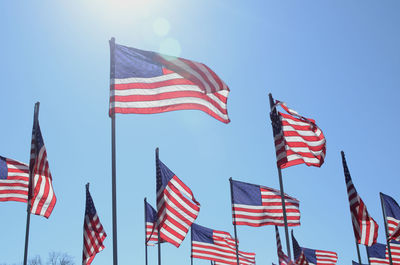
[270,99,326,169]
[341,152,378,246]
[156,155,200,247]
[145,199,162,246]
[292,232,337,265]
[231,179,300,227]
[82,183,107,265]
[275,226,291,265]
[386,241,400,265]
[292,232,309,265]
[29,111,56,218]
[191,223,256,265]
[381,193,400,242]
[109,40,230,123]
[367,243,389,265]
[0,156,29,203]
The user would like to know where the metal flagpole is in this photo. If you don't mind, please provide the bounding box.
[268,93,292,260]
[191,227,193,265]
[144,197,148,265]
[156,148,161,265]
[229,177,240,265]
[354,239,362,265]
[23,102,40,265]
[380,192,394,265]
[341,151,363,265]
[110,37,118,265]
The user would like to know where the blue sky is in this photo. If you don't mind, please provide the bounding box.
[1,1,399,264]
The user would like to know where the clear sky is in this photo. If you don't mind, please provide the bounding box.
[1,1,400,265]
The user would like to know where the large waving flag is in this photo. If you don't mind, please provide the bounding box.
[341,152,378,246]
[29,110,56,218]
[0,156,29,203]
[270,100,326,169]
[109,39,230,123]
[367,243,389,265]
[82,184,107,265]
[292,232,337,265]
[191,223,255,265]
[275,226,291,265]
[145,200,163,246]
[231,179,300,227]
[381,193,400,242]
[156,154,200,247]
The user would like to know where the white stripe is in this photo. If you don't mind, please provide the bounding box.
[7,163,29,172]
[0,193,27,199]
[281,116,310,127]
[261,198,299,205]
[280,146,325,157]
[30,175,44,214]
[233,203,299,211]
[282,125,322,137]
[277,153,321,164]
[39,178,55,217]
[114,84,202,96]
[0,185,28,191]
[233,210,300,218]
[233,217,299,224]
[281,136,325,147]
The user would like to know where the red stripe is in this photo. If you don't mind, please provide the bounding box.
[0,197,28,202]
[112,103,230,123]
[234,220,299,227]
[114,78,195,90]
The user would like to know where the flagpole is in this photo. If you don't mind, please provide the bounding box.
[268,93,292,260]
[380,192,394,265]
[191,227,193,265]
[229,177,240,265]
[144,197,148,265]
[110,37,118,265]
[156,148,161,265]
[23,102,40,265]
[354,240,362,265]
